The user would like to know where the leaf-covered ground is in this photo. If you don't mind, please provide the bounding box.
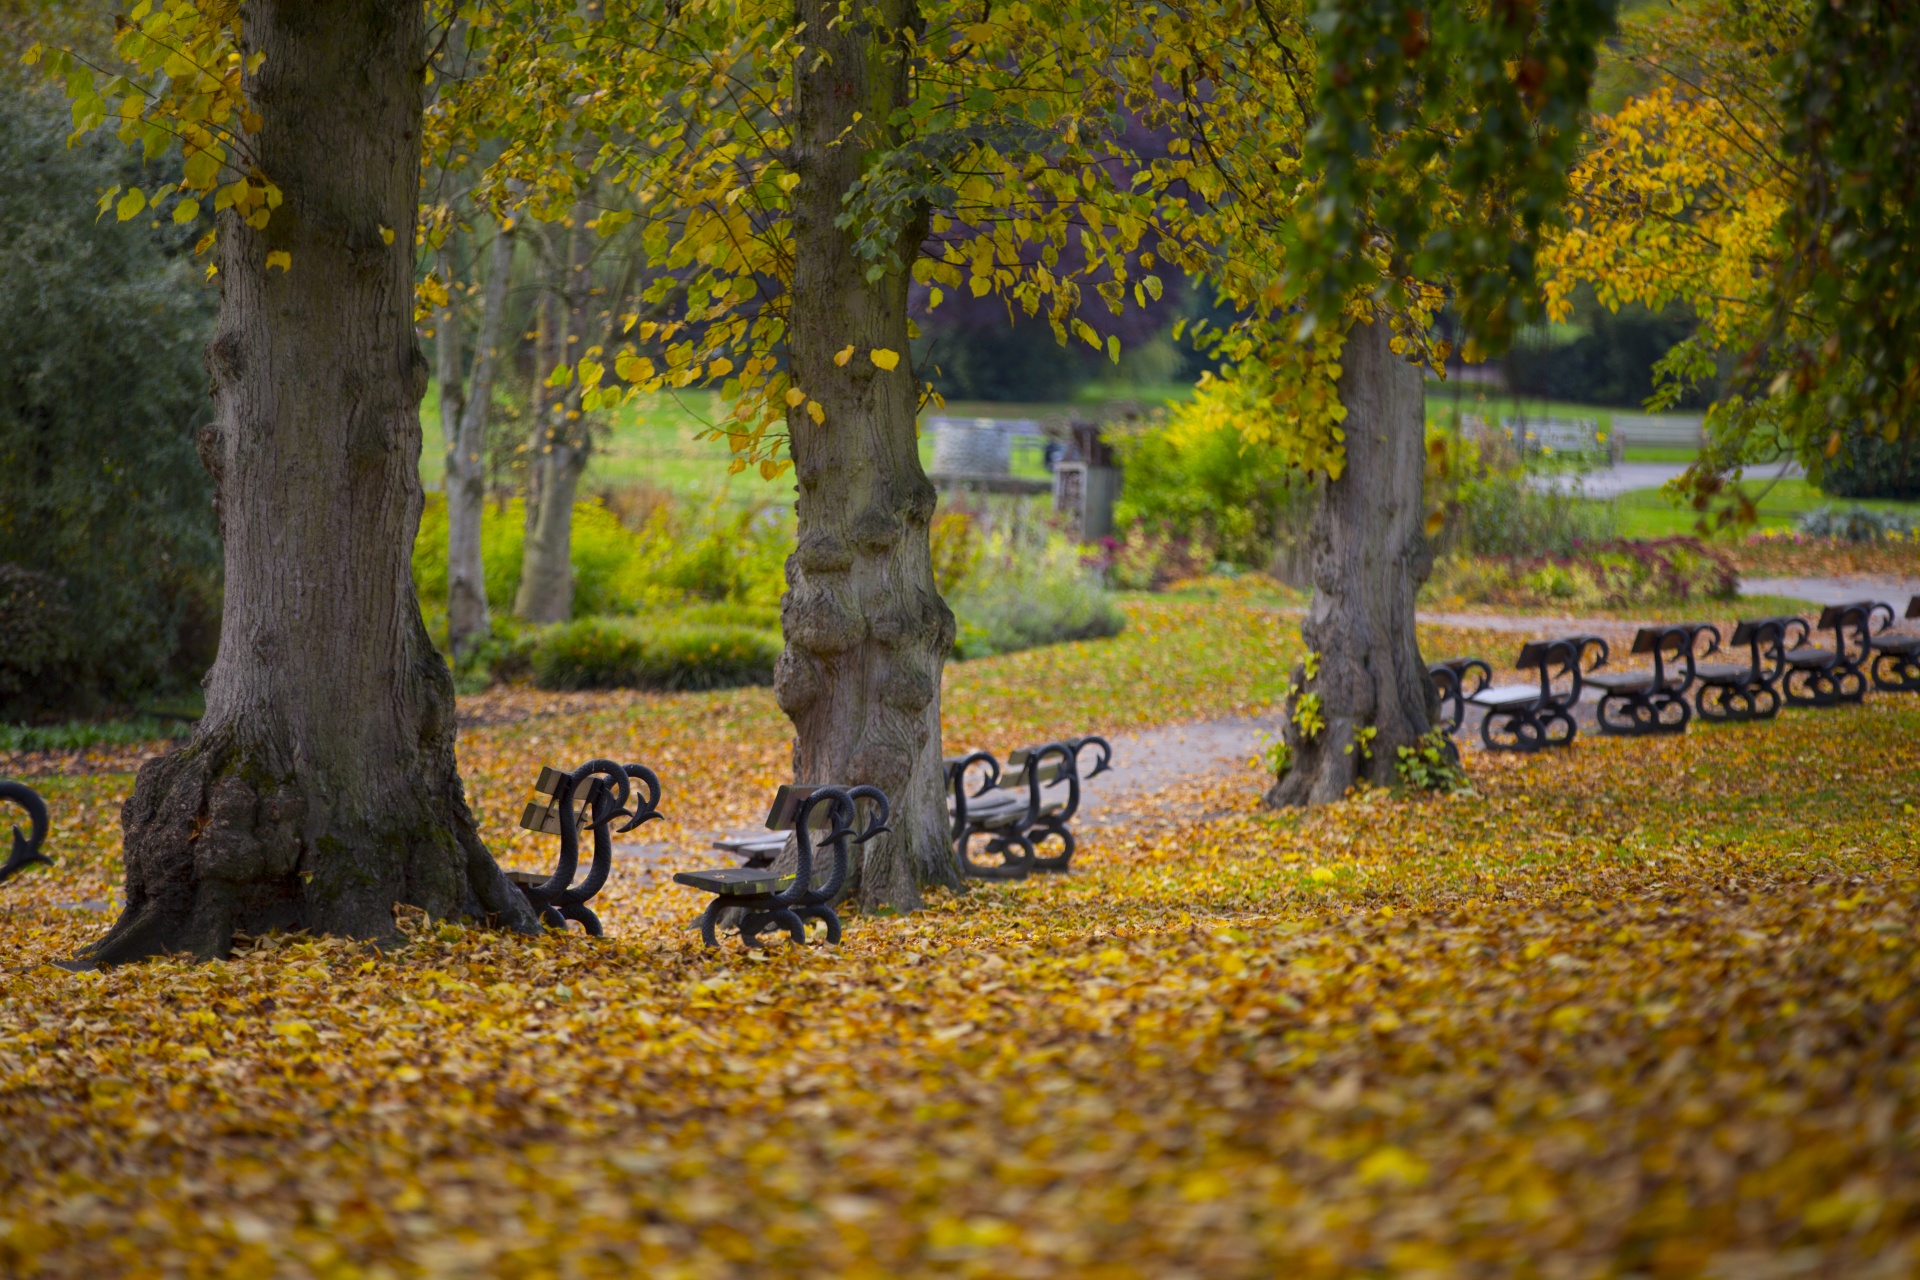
[7,597,1920,1276]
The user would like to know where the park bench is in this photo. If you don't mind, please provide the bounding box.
[1585,624,1711,735]
[1780,601,1888,707]
[0,781,50,887]
[510,760,661,936]
[1690,617,1800,721]
[1867,596,1920,693]
[946,736,1110,879]
[674,783,889,947]
[1450,635,1608,752]
[1427,658,1492,735]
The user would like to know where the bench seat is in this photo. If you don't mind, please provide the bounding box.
[1784,646,1840,668]
[1469,683,1550,709]
[1692,660,1754,683]
[672,867,796,896]
[1585,670,1685,694]
[1869,633,1920,654]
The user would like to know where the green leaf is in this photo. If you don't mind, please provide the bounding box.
[115,187,146,221]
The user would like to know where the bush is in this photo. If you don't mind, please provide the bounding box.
[414,489,791,620]
[1110,413,1314,569]
[1445,473,1619,558]
[0,82,220,718]
[1797,504,1920,543]
[525,617,781,691]
[944,507,1125,659]
[1818,429,1920,501]
[1425,538,1737,611]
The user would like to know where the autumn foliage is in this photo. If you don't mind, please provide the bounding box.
[8,597,1920,1274]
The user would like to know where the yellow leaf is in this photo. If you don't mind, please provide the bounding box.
[707,357,733,378]
[379,225,395,246]
[265,250,291,272]
[1356,1146,1428,1188]
[833,345,854,367]
[115,187,146,221]
[784,387,806,407]
[869,348,900,372]
[172,198,200,224]
[806,400,825,424]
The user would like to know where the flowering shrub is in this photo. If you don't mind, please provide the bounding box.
[1425,537,1737,610]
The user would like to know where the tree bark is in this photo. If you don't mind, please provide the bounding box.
[776,0,961,913]
[84,0,538,966]
[1265,316,1440,807]
[514,202,592,624]
[445,220,513,662]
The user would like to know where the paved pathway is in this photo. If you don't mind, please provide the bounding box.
[1740,575,1920,608]
[1528,459,1803,500]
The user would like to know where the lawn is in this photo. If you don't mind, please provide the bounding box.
[9,596,1920,1275]
[1612,476,1920,540]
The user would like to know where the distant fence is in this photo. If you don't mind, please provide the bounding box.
[1605,413,1705,449]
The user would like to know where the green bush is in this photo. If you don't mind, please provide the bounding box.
[0,82,220,717]
[1818,428,1920,500]
[945,509,1126,659]
[414,490,792,621]
[525,617,781,691]
[1447,473,1619,557]
[1110,415,1313,568]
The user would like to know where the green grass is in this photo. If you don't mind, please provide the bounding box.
[1620,445,1700,463]
[1610,477,1920,539]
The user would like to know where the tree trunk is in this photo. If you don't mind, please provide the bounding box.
[776,0,961,913]
[1265,316,1439,808]
[83,0,538,966]
[446,220,512,661]
[514,202,592,624]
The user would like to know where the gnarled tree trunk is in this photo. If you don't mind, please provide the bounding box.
[1265,316,1440,807]
[514,201,592,624]
[441,220,513,662]
[84,0,537,967]
[776,0,961,912]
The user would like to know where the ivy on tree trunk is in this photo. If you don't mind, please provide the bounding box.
[1266,317,1440,807]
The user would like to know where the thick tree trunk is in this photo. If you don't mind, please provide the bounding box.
[445,221,512,661]
[514,203,591,624]
[83,0,538,966]
[1265,316,1439,808]
[776,0,960,913]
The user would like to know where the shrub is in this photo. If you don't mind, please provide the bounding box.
[1424,538,1737,611]
[1797,504,1920,543]
[1818,428,1920,500]
[947,512,1125,659]
[1445,472,1619,557]
[1110,413,1314,568]
[0,83,220,718]
[525,617,781,691]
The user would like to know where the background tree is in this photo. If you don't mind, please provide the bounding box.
[34,0,539,963]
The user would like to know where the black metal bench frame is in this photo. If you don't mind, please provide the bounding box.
[0,781,50,886]
[1587,624,1709,736]
[946,736,1109,880]
[1691,616,1799,721]
[1428,658,1491,735]
[1467,636,1608,752]
[676,784,890,948]
[1868,596,1920,693]
[511,759,661,936]
[1782,602,1887,708]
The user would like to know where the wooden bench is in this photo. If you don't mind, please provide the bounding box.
[1427,658,1492,735]
[945,735,1110,880]
[0,781,50,887]
[1585,624,1710,735]
[1781,602,1887,707]
[1690,616,1800,721]
[674,783,889,947]
[510,760,661,936]
[1868,595,1920,693]
[1460,635,1608,752]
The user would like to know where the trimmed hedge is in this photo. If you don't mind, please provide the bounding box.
[527,617,781,691]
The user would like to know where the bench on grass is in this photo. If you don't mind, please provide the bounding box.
[1781,602,1889,707]
[1427,658,1492,735]
[946,736,1111,880]
[1444,635,1608,752]
[1868,596,1920,693]
[674,784,889,947]
[1585,624,1713,736]
[1691,616,1801,721]
[511,760,661,936]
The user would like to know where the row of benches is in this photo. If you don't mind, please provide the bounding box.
[512,735,1114,947]
[1431,596,1920,752]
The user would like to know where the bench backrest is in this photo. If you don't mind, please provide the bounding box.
[520,768,608,836]
[1815,600,1893,660]
[1000,748,1066,789]
[763,783,838,831]
[1515,635,1608,703]
[1909,594,1920,621]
